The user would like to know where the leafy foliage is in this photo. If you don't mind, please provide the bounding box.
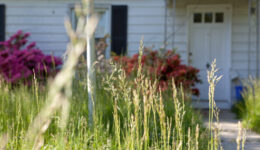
[237,79,260,133]
[113,49,201,96]
[0,30,62,84]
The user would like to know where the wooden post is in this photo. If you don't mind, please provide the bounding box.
[86,0,96,125]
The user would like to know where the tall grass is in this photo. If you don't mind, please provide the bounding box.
[207,60,246,150]
[0,49,208,149]
[94,40,208,149]
[238,78,260,133]
[0,0,247,149]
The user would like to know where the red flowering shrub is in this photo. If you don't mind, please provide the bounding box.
[0,30,62,84]
[113,49,201,96]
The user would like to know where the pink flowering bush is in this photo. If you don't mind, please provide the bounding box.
[113,49,201,96]
[0,30,62,84]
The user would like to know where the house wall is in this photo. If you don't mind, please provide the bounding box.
[0,0,257,102]
[94,0,166,56]
[0,0,73,56]
[0,0,167,57]
[167,0,255,101]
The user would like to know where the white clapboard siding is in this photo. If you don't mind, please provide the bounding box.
[232,52,258,61]
[130,7,165,16]
[101,0,165,55]
[0,0,166,57]
[1,0,167,57]
[2,0,259,79]
[129,16,164,25]
[7,16,65,25]
[233,33,256,42]
[165,4,188,63]
[1,0,74,56]
[231,2,259,77]
[122,0,165,54]
[7,25,67,34]
[7,8,67,16]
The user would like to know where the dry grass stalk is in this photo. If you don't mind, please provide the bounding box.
[133,90,140,149]
[166,118,173,150]
[242,127,247,150]
[21,0,99,149]
[172,80,185,150]
[237,121,247,150]
[0,133,9,150]
[207,59,222,150]
[237,121,242,150]
[187,127,191,150]
[195,124,199,150]
[143,79,151,150]
[113,100,121,150]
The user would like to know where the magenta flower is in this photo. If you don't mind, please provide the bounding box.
[0,30,63,85]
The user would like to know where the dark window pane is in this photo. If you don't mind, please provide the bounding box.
[193,13,202,23]
[215,13,224,23]
[204,13,213,23]
[250,7,256,15]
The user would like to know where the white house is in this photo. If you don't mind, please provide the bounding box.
[0,0,259,109]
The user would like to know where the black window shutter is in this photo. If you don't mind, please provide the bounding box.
[0,4,5,41]
[111,5,128,55]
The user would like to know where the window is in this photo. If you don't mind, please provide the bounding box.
[70,7,110,39]
[204,12,213,23]
[193,13,202,23]
[95,11,107,38]
[215,12,224,23]
[70,5,111,58]
[193,12,224,24]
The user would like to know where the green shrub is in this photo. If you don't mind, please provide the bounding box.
[240,79,260,133]
[112,49,201,96]
[231,100,246,119]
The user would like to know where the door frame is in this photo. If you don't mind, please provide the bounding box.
[187,4,232,106]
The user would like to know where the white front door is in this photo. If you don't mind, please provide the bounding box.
[188,6,231,106]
